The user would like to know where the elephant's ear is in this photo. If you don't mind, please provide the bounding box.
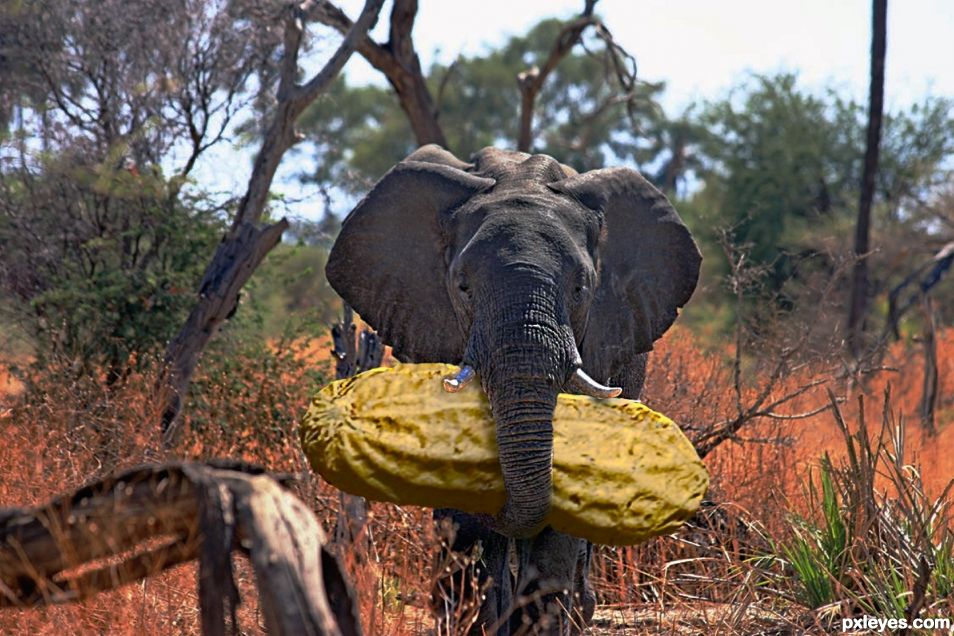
[326,160,495,362]
[551,167,701,357]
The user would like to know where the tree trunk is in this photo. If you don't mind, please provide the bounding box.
[313,0,447,147]
[156,219,289,445]
[155,0,384,445]
[847,0,887,359]
[919,296,938,434]
[515,1,598,152]
[388,67,447,146]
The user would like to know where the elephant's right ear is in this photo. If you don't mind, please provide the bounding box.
[326,160,495,362]
[550,167,701,358]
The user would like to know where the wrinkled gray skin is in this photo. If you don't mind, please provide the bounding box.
[326,145,701,634]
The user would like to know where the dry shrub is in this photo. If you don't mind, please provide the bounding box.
[0,335,439,635]
[0,362,200,634]
[1,325,952,634]
[580,326,954,634]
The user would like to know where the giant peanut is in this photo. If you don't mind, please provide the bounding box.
[300,363,708,545]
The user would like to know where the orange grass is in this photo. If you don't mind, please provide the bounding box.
[0,328,951,634]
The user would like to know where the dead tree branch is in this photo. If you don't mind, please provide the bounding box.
[918,297,938,434]
[884,240,954,340]
[311,0,447,146]
[516,0,598,152]
[0,461,361,635]
[689,231,850,459]
[515,0,640,152]
[156,0,384,445]
[328,305,383,556]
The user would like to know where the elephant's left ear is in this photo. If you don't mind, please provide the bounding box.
[327,160,495,362]
[550,167,701,356]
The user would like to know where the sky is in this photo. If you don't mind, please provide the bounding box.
[203,0,954,221]
[338,0,953,112]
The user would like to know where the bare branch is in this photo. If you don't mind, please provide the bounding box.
[233,0,385,230]
[311,0,447,146]
[308,0,394,70]
[293,0,383,110]
[884,240,954,339]
[513,0,644,152]
[516,1,599,152]
[691,231,853,459]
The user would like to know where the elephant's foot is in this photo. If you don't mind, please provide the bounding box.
[568,585,596,635]
[509,583,579,636]
[510,529,591,636]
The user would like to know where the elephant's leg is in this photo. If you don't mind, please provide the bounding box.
[570,540,596,633]
[432,508,512,636]
[615,352,648,400]
[510,528,582,635]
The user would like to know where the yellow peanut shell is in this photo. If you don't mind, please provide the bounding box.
[300,363,708,545]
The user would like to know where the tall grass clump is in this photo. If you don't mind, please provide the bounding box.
[775,388,954,626]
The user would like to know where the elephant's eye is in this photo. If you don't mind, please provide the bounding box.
[458,281,472,300]
[573,285,587,301]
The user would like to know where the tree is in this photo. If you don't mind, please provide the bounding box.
[1,0,279,191]
[848,0,888,358]
[310,0,645,154]
[637,108,710,196]
[0,0,279,379]
[313,0,447,146]
[694,73,953,307]
[155,0,384,444]
[696,74,864,291]
[297,9,663,194]
[0,154,223,382]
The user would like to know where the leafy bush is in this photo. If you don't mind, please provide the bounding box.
[0,151,224,380]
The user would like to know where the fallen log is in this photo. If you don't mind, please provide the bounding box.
[0,460,361,636]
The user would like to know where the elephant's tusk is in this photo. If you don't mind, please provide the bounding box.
[568,367,622,398]
[443,365,476,393]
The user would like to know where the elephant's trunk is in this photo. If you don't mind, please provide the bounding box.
[466,267,579,537]
[488,380,557,537]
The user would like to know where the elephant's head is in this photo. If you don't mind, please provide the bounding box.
[326,145,701,538]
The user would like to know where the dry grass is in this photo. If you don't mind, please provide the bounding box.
[1,328,952,634]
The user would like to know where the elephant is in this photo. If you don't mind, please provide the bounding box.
[325,144,701,634]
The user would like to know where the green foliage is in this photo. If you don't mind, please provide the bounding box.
[780,458,848,607]
[186,330,328,455]
[0,151,224,378]
[695,73,954,293]
[244,225,344,337]
[0,0,287,377]
[299,78,417,194]
[637,109,711,195]
[696,74,863,287]
[879,97,954,210]
[509,20,664,172]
